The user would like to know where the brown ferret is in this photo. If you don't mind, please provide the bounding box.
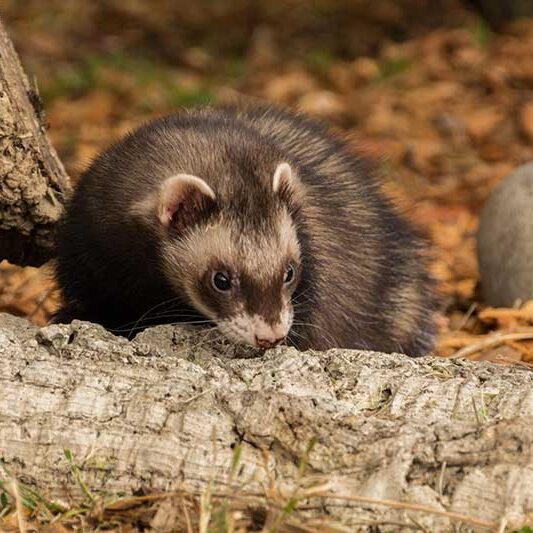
[55,104,436,355]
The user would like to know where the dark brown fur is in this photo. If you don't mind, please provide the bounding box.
[55,104,437,355]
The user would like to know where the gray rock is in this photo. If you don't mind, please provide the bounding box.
[477,162,533,307]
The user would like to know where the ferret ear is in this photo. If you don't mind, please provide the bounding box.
[272,162,293,194]
[131,174,216,228]
[158,174,216,227]
[272,162,302,214]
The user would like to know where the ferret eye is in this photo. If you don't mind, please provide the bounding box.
[284,264,295,285]
[212,271,231,292]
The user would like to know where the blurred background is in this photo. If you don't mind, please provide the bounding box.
[1,0,533,362]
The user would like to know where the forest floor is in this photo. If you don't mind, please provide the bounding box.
[1,4,533,532]
[1,6,533,363]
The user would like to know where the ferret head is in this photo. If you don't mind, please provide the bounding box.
[133,161,303,349]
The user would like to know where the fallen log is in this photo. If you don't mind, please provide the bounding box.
[0,313,531,530]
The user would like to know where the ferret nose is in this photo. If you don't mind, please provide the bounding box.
[255,335,285,349]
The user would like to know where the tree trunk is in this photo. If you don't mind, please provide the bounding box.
[0,313,531,531]
[0,17,71,267]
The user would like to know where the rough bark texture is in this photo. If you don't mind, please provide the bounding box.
[0,312,532,531]
[0,18,71,266]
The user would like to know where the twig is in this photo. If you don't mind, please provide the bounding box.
[456,302,478,330]
[180,496,193,533]
[504,339,533,358]
[496,516,507,533]
[449,331,533,359]
[108,488,497,530]
[479,306,533,322]
[304,491,496,529]
[494,355,533,369]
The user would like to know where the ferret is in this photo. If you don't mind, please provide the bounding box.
[55,104,436,355]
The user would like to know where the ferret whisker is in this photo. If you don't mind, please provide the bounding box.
[287,328,311,350]
[127,296,190,338]
[107,296,185,332]
[291,288,313,305]
[143,313,212,323]
[109,314,199,332]
[291,320,338,348]
[291,301,310,311]
[287,329,305,342]
[110,318,215,335]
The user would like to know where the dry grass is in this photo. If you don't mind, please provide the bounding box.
[0,456,504,532]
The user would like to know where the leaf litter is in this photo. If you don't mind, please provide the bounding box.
[2,15,533,367]
[1,5,533,530]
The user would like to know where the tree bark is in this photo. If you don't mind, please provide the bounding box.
[0,313,532,531]
[0,17,71,267]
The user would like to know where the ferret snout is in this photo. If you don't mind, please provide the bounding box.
[255,334,285,349]
[252,321,289,349]
[221,313,291,348]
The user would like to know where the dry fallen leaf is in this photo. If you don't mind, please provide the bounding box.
[3,13,533,368]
